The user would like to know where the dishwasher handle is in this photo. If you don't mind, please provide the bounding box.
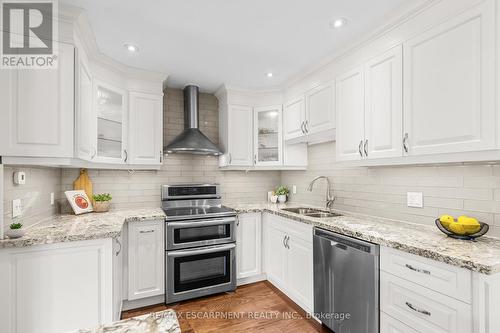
[314,227,379,255]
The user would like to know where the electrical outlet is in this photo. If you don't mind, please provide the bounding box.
[292,185,297,194]
[50,192,55,205]
[12,199,22,218]
[407,192,423,208]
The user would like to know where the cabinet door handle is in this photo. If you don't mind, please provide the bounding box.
[403,133,409,153]
[140,229,155,233]
[300,121,306,134]
[364,139,368,157]
[283,235,287,248]
[160,151,163,163]
[285,235,290,249]
[91,147,96,159]
[406,302,431,316]
[115,238,122,256]
[304,120,309,134]
[228,153,232,165]
[405,264,431,275]
[358,140,364,157]
[254,154,257,165]
[124,149,128,163]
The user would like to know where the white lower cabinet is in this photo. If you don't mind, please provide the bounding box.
[112,235,124,321]
[0,238,117,333]
[381,312,419,333]
[127,219,165,300]
[263,213,313,312]
[236,213,262,281]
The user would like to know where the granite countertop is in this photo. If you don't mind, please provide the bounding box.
[68,309,180,333]
[225,203,500,275]
[0,208,166,249]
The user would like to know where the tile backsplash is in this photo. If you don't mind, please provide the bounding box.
[281,141,500,237]
[3,166,61,231]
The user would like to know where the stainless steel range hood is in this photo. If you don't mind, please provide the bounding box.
[165,85,223,155]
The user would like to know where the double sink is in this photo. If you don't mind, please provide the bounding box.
[281,207,342,218]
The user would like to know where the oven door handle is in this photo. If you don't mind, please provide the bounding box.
[167,218,236,228]
[167,243,236,257]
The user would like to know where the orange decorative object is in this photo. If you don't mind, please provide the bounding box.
[73,169,93,200]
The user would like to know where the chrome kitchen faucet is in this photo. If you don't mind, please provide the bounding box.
[307,176,335,211]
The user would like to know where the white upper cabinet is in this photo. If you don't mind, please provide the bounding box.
[93,81,128,164]
[254,105,283,166]
[364,45,403,159]
[305,81,335,135]
[283,97,306,141]
[75,47,94,161]
[403,1,495,156]
[0,42,75,158]
[225,105,254,166]
[128,92,163,165]
[336,66,365,161]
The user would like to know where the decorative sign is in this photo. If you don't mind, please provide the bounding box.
[65,190,93,215]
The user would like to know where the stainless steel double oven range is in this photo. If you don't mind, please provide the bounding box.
[162,184,237,304]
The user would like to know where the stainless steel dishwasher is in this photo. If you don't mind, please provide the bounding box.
[313,227,379,333]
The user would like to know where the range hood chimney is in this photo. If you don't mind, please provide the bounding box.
[165,85,223,156]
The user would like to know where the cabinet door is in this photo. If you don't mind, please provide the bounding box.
[227,105,253,166]
[283,97,306,141]
[236,213,262,279]
[0,42,74,157]
[365,45,403,159]
[128,92,163,165]
[128,220,164,300]
[265,223,287,288]
[286,235,313,311]
[336,66,365,161]
[75,47,94,161]
[305,81,335,135]
[113,236,123,321]
[381,312,419,333]
[94,80,128,164]
[254,105,283,166]
[403,2,495,156]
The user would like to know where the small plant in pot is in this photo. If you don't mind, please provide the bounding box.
[93,193,112,213]
[6,222,25,239]
[275,186,290,203]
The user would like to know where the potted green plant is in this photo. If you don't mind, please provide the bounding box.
[92,193,112,213]
[275,186,290,203]
[6,222,25,239]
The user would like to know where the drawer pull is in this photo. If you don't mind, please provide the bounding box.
[405,264,431,275]
[140,230,155,233]
[406,302,431,316]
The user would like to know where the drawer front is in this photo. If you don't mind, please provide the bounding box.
[381,272,472,333]
[267,213,313,243]
[380,247,471,303]
[381,312,419,333]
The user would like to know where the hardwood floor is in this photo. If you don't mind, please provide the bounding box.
[121,281,331,332]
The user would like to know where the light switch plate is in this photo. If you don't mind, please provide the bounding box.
[407,192,423,208]
[50,193,55,205]
[292,185,297,194]
[12,199,22,218]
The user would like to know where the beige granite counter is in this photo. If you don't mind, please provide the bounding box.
[68,309,180,333]
[0,208,166,249]
[226,202,500,275]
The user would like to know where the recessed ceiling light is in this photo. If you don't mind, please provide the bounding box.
[266,72,273,78]
[124,43,139,53]
[330,18,347,29]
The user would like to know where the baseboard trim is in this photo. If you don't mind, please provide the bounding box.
[121,295,165,311]
[237,273,267,286]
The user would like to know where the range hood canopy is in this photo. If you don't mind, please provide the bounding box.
[165,85,223,156]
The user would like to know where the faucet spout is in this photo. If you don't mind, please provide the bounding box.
[307,176,335,211]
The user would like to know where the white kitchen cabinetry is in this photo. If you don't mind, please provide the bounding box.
[336,66,365,161]
[236,213,262,282]
[283,97,305,141]
[403,1,495,156]
[75,46,94,161]
[127,220,164,300]
[128,92,163,165]
[0,238,116,333]
[220,104,254,167]
[305,81,335,135]
[113,235,124,321]
[336,46,403,162]
[381,312,419,333]
[263,214,313,312]
[254,105,283,166]
[0,42,75,158]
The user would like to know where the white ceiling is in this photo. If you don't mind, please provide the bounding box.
[62,0,419,92]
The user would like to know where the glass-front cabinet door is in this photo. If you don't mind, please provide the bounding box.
[254,105,283,166]
[93,81,127,163]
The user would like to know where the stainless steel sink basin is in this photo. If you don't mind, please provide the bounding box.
[281,207,342,218]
